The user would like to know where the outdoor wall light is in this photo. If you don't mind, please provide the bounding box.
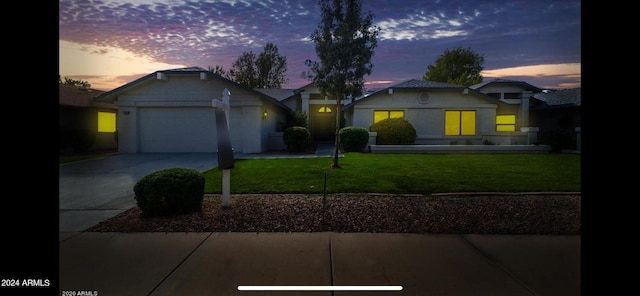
[263,110,268,120]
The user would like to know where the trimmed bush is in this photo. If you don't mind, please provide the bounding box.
[286,110,308,128]
[339,126,369,152]
[283,126,311,152]
[370,118,416,144]
[133,168,205,217]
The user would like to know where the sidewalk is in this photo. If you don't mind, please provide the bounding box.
[59,145,580,295]
[59,232,580,295]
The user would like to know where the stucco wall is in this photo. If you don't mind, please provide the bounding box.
[351,89,500,144]
[113,73,281,153]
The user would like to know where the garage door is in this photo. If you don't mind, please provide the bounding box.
[139,107,218,152]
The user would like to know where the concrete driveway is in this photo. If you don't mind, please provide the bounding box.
[59,153,219,231]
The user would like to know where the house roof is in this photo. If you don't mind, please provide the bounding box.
[530,87,581,110]
[344,79,500,109]
[253,88,296,101]
[93,67,290,110]
[470,78,543,93]
[391,79,466,89]
[59,84,115,109]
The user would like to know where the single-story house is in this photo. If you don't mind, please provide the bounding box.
[93,67,561,154]
[94,67,290,153]
[59,84,117,153]
[343,78,542,147]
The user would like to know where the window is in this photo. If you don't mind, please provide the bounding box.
[496,115,516,132]
[374,110,404,123]
[98,112,116,133]
[318,106,332,113]
[445,110,475,136]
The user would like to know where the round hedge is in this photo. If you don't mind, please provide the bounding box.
[283,126,311,152]
[339,126,370,152]
[133,168,205,217]
[370,118,416,144]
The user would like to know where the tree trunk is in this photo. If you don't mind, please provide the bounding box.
[332,97,342,168]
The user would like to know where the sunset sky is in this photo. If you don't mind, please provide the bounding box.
[59,0,581,92]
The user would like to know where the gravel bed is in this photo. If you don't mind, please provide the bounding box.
[86,193,581,234]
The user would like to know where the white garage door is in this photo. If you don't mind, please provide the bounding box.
[139,107,218,152]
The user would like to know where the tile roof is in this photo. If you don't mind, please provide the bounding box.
[253,88,296,101]
[531,88,581,107]
[470,78,543,93]
[344,78,495,109]
[93,67,290,110]
[392,79,464,89]
[59,84,115,109]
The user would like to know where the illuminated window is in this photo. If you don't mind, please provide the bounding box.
[445,110,475,135]
[496,115,516,132]
[318,106,332,113]
[98,112,116,133]
[374,110,404,123]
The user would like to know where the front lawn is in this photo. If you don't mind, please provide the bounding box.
[203,153,580,194]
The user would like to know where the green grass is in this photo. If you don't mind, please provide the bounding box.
[203,153,580,194]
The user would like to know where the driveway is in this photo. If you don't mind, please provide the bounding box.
[59,153,219,231]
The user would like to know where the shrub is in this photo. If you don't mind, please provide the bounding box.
[339,126,369,152]
[283,126,311,152]
[133,168,205,217]
[370,118,416,145]
[286,111,308,128]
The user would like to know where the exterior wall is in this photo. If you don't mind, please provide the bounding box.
[351,89,501,145]
[241,101,263,153]
[262,103,287,151]
[113,74,279,153]
[117,106,138,153]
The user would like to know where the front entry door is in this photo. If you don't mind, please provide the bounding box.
[311,105,336,141]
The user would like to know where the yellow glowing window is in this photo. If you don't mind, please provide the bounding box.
[496,115,516,132]
[98,112,116,133]
[318,106,332,113]
[445,110,475,136]
[374,110,404,123]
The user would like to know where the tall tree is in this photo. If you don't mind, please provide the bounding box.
[305,0,380,168]
[208,65,228,77]
[228,42,289,88]
[256,42,289,88]
[422,45,485,86]
[59,75,91,88]
[228,51,258,87]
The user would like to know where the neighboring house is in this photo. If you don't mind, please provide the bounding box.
[94,67,567,154]
[59,84,117,153]
[93,67,290,153]
[342,78,541,146]
[530,87,581,151]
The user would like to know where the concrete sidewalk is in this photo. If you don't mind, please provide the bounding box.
[59,232,580,296]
